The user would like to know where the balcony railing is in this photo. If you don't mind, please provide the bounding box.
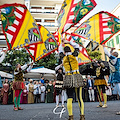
[37,22,58,27]
[30,8,58,14]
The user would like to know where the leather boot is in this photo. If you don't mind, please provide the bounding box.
[68,115,73,120]
[80,115,85,120]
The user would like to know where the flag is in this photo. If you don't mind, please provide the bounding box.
[0,3,42,50]
[57,0,97,33]
[25,25,58,61]
[73,11,120,44]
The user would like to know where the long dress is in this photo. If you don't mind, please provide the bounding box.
[2,83,9,105]
[28,84,34,104]
[22,90,28,104]
[46,84,54,103]
[8,82,13,104]
[40,86,46,102]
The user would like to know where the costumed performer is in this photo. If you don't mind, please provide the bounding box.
[103,45,120,114]
[55,64,65,107]
[13,63,33,110]
[59,39,85,120]
[92,59,108,108]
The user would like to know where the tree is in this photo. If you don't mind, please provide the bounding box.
[35,53,57,70]
[2,48,32,71]
[86,48,102,60]
[1,48,57,72]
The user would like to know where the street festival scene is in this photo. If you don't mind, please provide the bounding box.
[0,0,120,120]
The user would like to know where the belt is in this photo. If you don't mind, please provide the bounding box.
[65,70,79,74]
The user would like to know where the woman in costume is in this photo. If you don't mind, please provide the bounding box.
[2,79,9,105]
[59,39,84,120]
[55,64,65,107]
[46,81,54,103]
[13,63,33,110]
[28,79,34,104]
[40,83,46,103]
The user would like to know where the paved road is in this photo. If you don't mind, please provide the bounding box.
[0,101,120,120]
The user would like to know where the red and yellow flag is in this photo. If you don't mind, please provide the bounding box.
[25,25,58,61]
[73,11,120,44]
[57,0,97,33]
[0,3,42,50]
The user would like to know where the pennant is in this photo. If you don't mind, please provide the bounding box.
[73,11,120,44]
[0,3,42,50]
[25,25,58,61]
[57,0,97,33]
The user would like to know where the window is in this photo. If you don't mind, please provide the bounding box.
[44,7,54,9]
[36,19,41,22]
[44,20,55,22]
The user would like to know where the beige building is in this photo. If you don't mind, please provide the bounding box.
[0,0,64,48]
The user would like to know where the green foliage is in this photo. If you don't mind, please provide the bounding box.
[2,48,32,70]
[86,48,102,60]
[2,48,57,71]
[35,53,57,70]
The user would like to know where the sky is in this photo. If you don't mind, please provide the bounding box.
[80,0,120,23]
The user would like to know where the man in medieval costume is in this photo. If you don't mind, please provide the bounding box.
[92,59,108,108]
[59,39,85,120]
[55,64,65,107]
[103,45,120,114]
[13,63,33,111]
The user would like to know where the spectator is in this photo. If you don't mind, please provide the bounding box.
[28,79,34,104]
[46,81,54,103]
[2,79,9,105]
[40,83,46,103]
[21,86,28,104]
[82,78,89,102]
[87,75,95,102]
[8,81,13,104]
[40,77,44,84]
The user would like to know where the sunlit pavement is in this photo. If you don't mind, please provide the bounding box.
[0,101,120,120]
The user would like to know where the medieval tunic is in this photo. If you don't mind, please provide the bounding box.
[94,64,107,86]
[28,83,34,104]
[2,83,9,105]
[59,40,84,88]
[46,83,54,103]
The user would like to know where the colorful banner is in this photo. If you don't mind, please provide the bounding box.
[73,11,120,44]
[25,25,58,61]
[0,3,42,50]
[57,0,97,33]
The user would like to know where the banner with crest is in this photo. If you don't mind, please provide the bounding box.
[57,0,97,33]
[73,11,120,44]
[25,25,58,61]
[0,3,42,50]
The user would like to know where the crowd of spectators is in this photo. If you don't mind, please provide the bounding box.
[0,76,119,105]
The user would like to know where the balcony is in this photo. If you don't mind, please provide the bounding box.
[30,8,58,14]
